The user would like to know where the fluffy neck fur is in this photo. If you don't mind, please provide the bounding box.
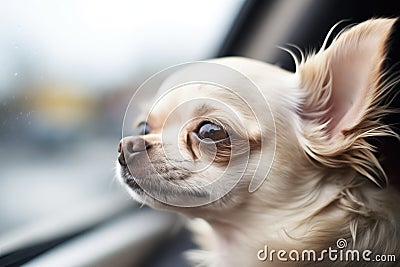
[187,163,400,267]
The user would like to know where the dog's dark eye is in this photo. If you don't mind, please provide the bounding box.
[137,122,151,135]
[197,122,228,142]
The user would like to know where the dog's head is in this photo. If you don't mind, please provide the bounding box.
[117,19,397,221]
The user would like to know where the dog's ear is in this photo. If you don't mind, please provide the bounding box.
[298,18,397,186]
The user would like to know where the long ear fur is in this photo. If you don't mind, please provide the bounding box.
[297,18,399,187]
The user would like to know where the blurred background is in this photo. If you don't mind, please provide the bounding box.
[0,0,245,266]
[1,0,399,267]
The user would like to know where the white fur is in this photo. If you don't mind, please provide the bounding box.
[117,18,400,266]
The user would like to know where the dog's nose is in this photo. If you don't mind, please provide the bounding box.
[118,141,127,166]
[118,136,150,166]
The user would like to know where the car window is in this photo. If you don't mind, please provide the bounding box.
[0,0,245,255]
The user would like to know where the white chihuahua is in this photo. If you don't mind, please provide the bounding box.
[117,18,400,266]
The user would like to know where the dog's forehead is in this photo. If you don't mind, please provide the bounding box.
[150,59,263,114]
[149,83,219,119]
[155,59,261,97]
[146,57,298,130]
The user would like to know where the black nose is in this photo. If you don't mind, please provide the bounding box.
[118,141,127,166]
[118,136,150,166]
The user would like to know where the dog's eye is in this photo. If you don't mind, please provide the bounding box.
[137,122,151,135]
[197,122,228,142]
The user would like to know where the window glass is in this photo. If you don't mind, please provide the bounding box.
[0,0,245,253]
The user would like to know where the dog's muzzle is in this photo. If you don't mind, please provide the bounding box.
[118,136,151,167]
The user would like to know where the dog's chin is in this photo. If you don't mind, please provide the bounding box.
[117,163,145,196]
[118,165,169,210]
[117,162,202,209]
[117,168,226,214]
